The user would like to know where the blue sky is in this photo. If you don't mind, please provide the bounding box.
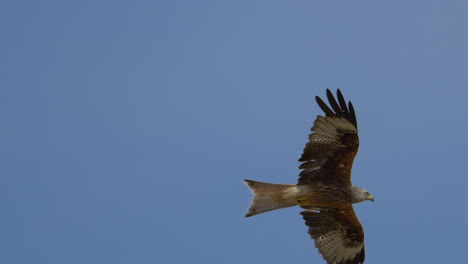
[2,1,468,263]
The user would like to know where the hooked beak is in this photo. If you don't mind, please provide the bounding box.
[368,194,374,202]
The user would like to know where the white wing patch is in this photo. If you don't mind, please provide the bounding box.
[301,116,357,164]
[315,230,364,263]
[312,116,357,143]
[301,208,365,264]
[301,165,321,175]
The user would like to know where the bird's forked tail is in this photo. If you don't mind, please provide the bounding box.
[244,180,298,217]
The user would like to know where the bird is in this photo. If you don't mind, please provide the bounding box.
[244,89,373,264]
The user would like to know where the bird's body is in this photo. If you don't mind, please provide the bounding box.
[244,89,373,264]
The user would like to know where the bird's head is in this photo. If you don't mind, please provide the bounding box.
[352,186,374,203]
[364,191,374,202]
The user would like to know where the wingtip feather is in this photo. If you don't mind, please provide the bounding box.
[316,96,334,116]
[326,89,342,116]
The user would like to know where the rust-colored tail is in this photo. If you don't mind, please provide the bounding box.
[244,180,298,217]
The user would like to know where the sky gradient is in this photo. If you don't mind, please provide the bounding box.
[2,1,468,263]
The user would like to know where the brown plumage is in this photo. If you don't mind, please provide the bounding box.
[244,89,373,264]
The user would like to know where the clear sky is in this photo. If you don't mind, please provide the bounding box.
[2,1,468,263]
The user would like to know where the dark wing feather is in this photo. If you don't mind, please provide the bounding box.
[348,102,357,129]
[326,89,343,115]
[336,90,349,114]
[301,205,365,264]
[298,89,359,185]
[316,96,335,116]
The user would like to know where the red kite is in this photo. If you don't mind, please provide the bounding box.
[245,89,373,264]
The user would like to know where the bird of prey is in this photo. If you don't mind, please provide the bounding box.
[244,89,373,264]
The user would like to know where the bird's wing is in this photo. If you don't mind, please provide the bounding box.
[298,89,359,185]
[301,205,365,264]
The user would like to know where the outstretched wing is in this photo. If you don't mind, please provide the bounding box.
[298,89,359,185]
[301,205,365,264]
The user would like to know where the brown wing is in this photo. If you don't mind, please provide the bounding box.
[298,89,359,185]
[301,205,365,264]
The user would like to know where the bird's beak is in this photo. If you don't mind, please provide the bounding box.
[368,194,374,202]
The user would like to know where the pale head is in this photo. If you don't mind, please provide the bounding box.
[351,186,374,203]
